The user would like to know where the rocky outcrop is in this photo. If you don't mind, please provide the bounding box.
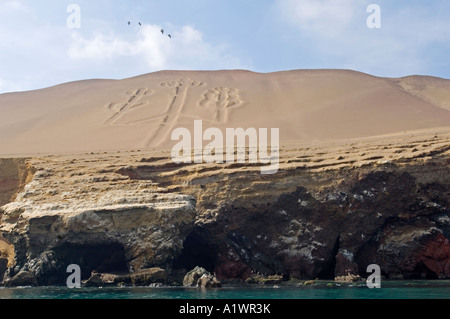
[183,266,221,288]
[3,270,38,287]
[0,193,195,285]
[0,132,449,286]
[245,274,283,285]
[0,257,7,282]
[129,267,167,286]
[183,266,210,287]
[0,155,196,286]
[191,167,450,280]
[166,135,450,281]
[197,274,222,288]
[334,274,362,283]
[82,267,167,287]
[0,158,34,207]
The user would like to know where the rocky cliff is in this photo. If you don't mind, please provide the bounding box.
[0,130,449,286]
[0,154,196,285]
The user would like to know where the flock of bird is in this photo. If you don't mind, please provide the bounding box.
[128,21,172,38]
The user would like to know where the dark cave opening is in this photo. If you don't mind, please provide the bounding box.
[53,242,128,282]
[317,236,340,279]
[173,231,218,273]
[409,263,439,279]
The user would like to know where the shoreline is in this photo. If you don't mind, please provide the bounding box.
[1,280,450,301]
[3,278,450,289]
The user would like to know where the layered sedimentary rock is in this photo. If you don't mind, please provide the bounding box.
[197,167,450,280]
[0,155,196,285]
[0,130,449,285]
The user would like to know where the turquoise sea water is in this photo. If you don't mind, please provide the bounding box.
[1,281,449,299]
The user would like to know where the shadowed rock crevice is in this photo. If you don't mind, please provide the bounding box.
[318,236,340,280]
[173,229,219,274]
[411,263,439,279]
[54,242,128,279]
[0,158,34,207]
[20,242,129,286]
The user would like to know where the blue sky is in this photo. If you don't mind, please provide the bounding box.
[0,0,449,93]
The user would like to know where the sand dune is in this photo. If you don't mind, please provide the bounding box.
[0,69,449,156]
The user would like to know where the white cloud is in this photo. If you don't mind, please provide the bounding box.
[277,0,356,37]
[275,0,450,77]
[68,24,246,71]
[0,15,247,94]
[69,32,139,60]
[0,0,28,12]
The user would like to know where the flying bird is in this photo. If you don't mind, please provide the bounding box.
[161,29,164,34]
[168,34,172,39]
[138,22,142,26]
[128,21,131,25]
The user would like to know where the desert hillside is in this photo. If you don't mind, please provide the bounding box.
[0,69,449,155]
[1,69,450,286]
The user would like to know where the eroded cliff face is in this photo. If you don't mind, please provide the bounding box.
[0,158,34,207]
[0,131,449,285]
[177,166,450,280]
[0,155,196,285]
[0,158,33,279]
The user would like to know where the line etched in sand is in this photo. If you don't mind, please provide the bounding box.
[144,78,206,147]
[105,88,153,125]
[2,69,449,155]
[199,87,244,123]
